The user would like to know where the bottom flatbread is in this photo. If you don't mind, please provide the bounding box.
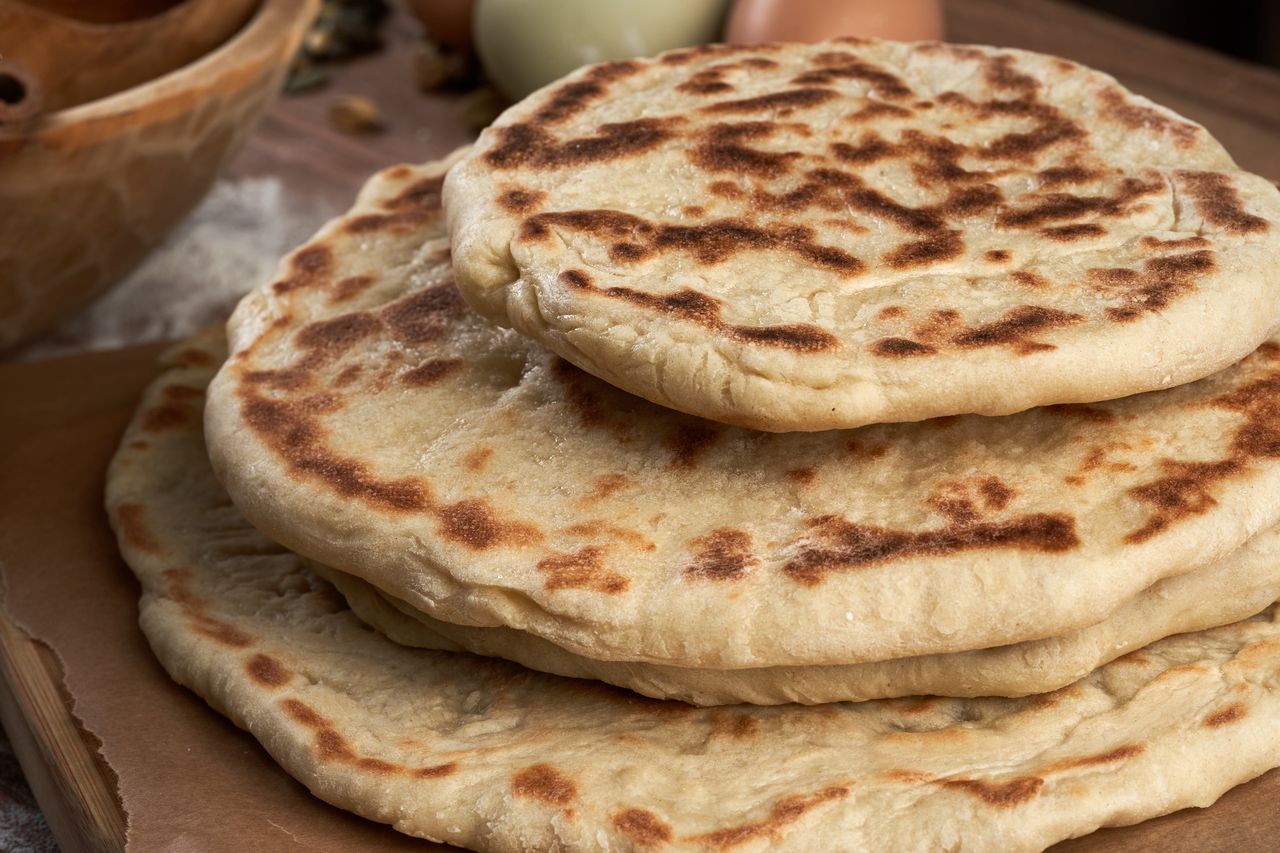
[107,331,1280,852]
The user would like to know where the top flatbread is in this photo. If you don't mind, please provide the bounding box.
[206,154,1280,671]
[444,39,1280,430]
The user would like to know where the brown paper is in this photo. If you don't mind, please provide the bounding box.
[0,342,1278,852]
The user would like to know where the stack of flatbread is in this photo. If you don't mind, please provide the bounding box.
[107,40,1280,850]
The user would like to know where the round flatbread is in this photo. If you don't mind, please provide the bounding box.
[444,39,1280,430]
[206,156,1280,671]
[111,330,1280,852]
[315,536,1280,705]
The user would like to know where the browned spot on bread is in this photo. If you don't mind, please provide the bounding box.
[703,87,836,115]
[401,358,462,387]
[1177,170,1269,233]
[845,101,912,122]
[985,249,1010,262]
[966,97,1085,161]
[513,764,578,805]
[139,403,192,432]
[586,473,632,500]
[979,477,1015,510]
[787,467,817,485]
[296,313,382,358]
[1124,459,1242,543]
[160,567,201,608]
[498,187,547,213]
[1120,363,1280,541]
[784,513,1078,586]
[128,440,150,451]
[1204,702,1248,727]
[1046,404,1115,422]
[665,423,721,468]
[1011,270,1048,288]
[552,266,843,351]
[530,60,642,125]
[463,447,493,473]
[280,699,358,762]
[379,283,465,344]
[997,176,1162,228]
[690,121,803,179]
[689,785,850,848]
[884,230,963,268]
[877,305,906,320]
[484,118,678,170]
[983,54,1039,91]
[116,503,163,555]
[246,654,290,688]
[793,53,911,98]
[414,762,458,779]
[941,776,1043,807]
[1041,223,1105,241]
[1097,250,1216,322]
[612,808,672,846]
[1037,164,1100,187]
[676,59,774,96]
[871,337,936,357]
[1100,88,1199,145]
[333,365,363,388]
[1044,743,1145,773]
[536,546,628,592]
[661,43,783,66]
[190,614,253,648]
[385,173,445,213]
[240,393,430,512]
[1140,235,1210,250]
[951,305,1082,354]
[438,498,541,550]
[562,520,655,550]
[685,528,758,581]
[384,165,412,180]
[328,275,376,304]
[272,245,331,294]
[682,205,706,218]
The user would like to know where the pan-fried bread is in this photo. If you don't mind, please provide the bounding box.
[445,39,1280,430]
[111,330,1280,851]
[313,533,1280,704]
[206,156,1280,670]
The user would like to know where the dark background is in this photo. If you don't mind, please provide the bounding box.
[1070,0,1280,68]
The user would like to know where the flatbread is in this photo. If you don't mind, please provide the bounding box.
[313,531,1280,704]
[206,155,1280,671]
[443,39,1280,430]
[111,329,1280,852]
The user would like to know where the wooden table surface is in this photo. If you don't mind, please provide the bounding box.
[5,1,1280,851]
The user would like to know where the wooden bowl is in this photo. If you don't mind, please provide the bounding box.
[0,0,319,351]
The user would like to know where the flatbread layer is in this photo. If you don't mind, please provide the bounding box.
[111,329,1280,852]
[444,39,1280,430]
[207,156,1280,669]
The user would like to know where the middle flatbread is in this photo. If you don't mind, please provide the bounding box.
[313,530,1280,704]
[205,156,1280,672]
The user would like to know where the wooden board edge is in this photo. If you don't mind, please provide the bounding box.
[0,609,126,853]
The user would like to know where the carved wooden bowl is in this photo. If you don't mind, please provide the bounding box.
[0,0,318,351]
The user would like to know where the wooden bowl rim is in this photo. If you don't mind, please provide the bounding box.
[2,0,317,139]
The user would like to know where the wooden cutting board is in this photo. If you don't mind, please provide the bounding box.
[2,343,1280,852]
